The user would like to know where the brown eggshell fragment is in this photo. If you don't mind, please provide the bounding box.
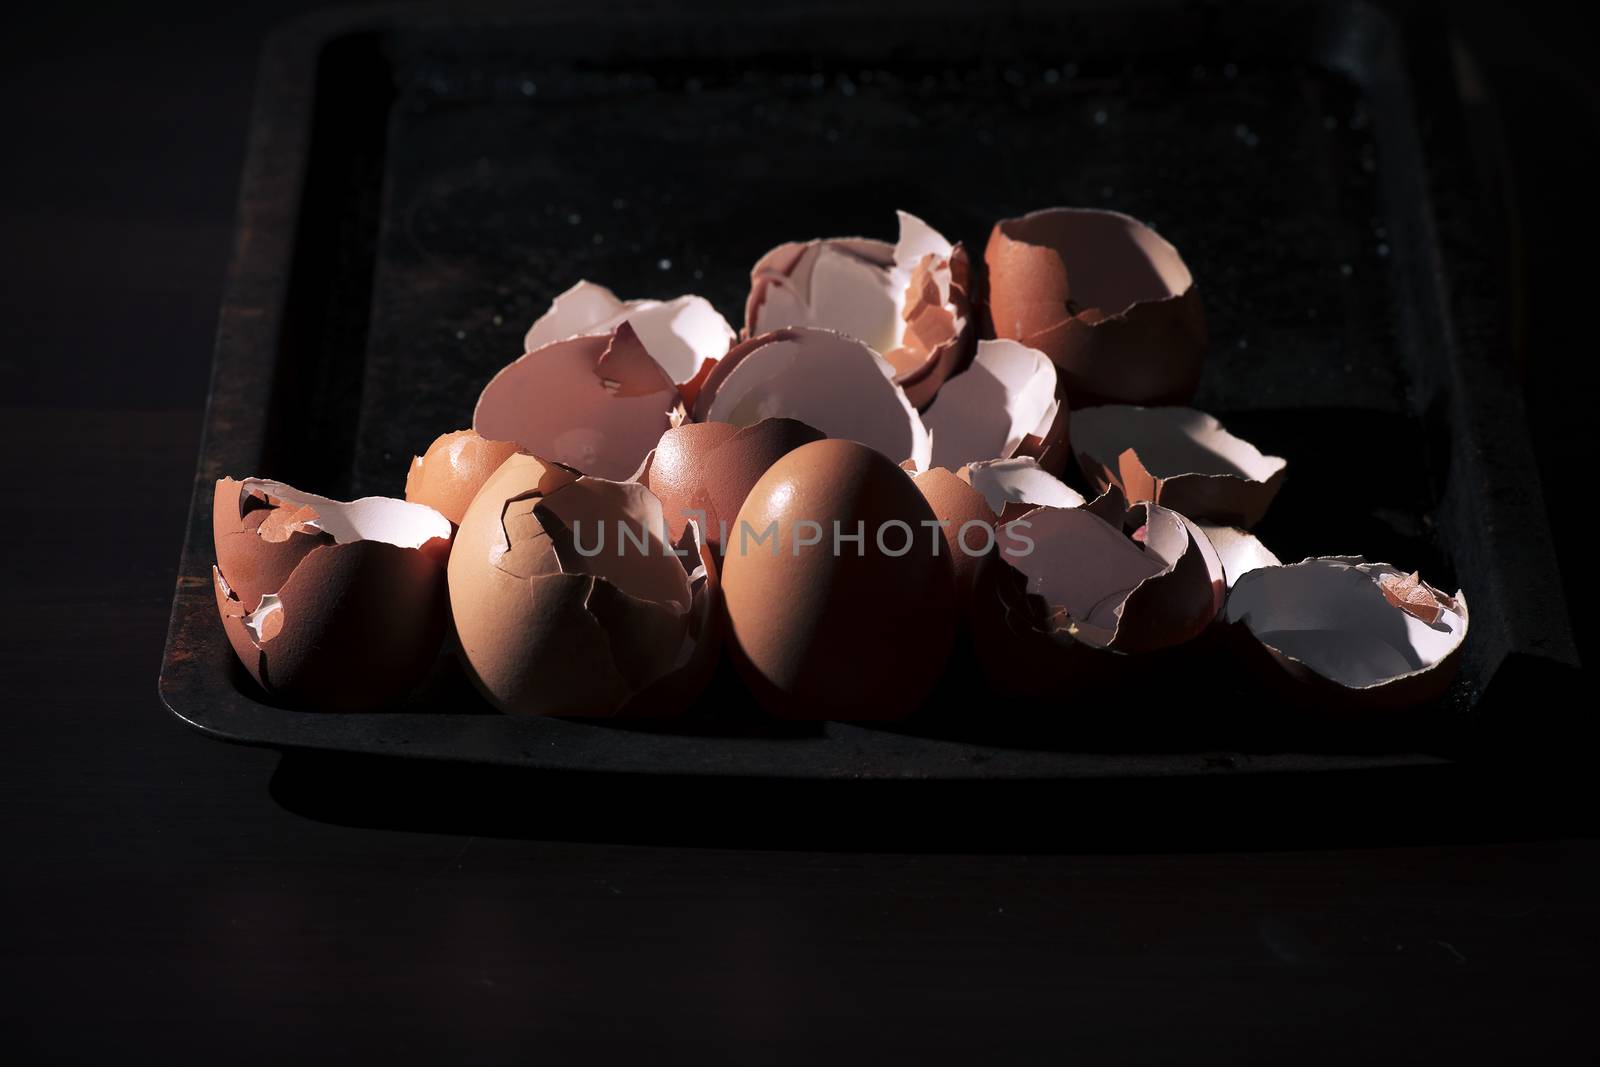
[1071,405,1286,528]
[913,466,1001,604]
[999,497,1224,654]
[639,417,825,555]
[1197,524,1281,589]
[693,327,933,469]
[211,480,453,710]
[923,339,1068,472]
[448,453,716,717]
[985,208,1206,406]
[744,211,975,407]
[474,322,678,481]
[524,280,735,399]
[404,429,521,526]
[1224,557,1468,709]
[721,439,957,720]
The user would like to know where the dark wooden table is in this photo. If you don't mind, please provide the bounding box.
[2,2,1595,1062]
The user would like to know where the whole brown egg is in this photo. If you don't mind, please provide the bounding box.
[720,439,958,719]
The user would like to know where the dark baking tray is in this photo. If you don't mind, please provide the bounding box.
[158,0,1578,778]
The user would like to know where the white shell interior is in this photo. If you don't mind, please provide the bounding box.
[963,457,1085,516]
[1071,405,1285,482]
[1199,524,1280,588]
[1225,558,1467,688]
[924,340,1060,469]
[1000,506,1168,636]
[243,480,451,549]
[523,280,734,385]
[703,328,933,469]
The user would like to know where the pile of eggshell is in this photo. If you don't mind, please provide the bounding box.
[212,207,1469,718]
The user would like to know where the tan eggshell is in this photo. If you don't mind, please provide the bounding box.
[474,322,677,481]
[721,439,957,720]
[922,339,1069,473]
[638,417,825,555]
[692,327,933,470]
[912,466,1001,605]
[524,280,734,403]
[999,496,1224,654]
[1224,557,1468,711]
[1071,405,1286,528]
[744,211,975,407]
[404,429,521,526]
[448,453,717,717]
[985,208,1206,407]
[211,481,453,710]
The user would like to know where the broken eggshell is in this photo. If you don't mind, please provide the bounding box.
[692,326,934,470]
[1224,557,1468,710]
[404,428,522,526]
[1198,523,1281,589]
[744,210,974,407]
[922,339,1070,473]
[635,417,826,557]
[448,452,719,718]
[212,478,453,710]
[474,321,678,481]
[524,280,735,407]
[962,456,1086,524]
[1071,405,1286,528]
[985,207,1206,407]
[998,490,1225,655]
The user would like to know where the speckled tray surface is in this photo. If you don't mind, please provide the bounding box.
[158,1,1576,777]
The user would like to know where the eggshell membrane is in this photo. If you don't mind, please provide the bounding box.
[693,327,933,470]
[744,211,975,407]
[1000,498,1223,653]
[448,453,717,717]
[1071,405,1286,528]
[720,439,957,720]
[985,207,1206,407]
[639,417,825,554]
[923,339,1067,472]
[404,429,521,526]
[524,280,735,396]
[1225,557,1468,709]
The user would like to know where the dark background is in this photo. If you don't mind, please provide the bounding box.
[1,1,1594,1062]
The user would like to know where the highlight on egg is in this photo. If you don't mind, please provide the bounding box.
[404,428,522,526]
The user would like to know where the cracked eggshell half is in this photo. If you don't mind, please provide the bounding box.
[998,494,1224,655]
[721,439,957,720]
[1072,405,1286,528]
[475,321,679,481]
[922,339,1069,473]
[404,429,522,526]
[212,479,453,710]
[985,207,1206,407]
[637,417,825,557]
[744,211,974,407]
[961,456,1085,525]
[692,326,933,470]
[1197,524,1280,589]
[1224,557,1468,710]
[524,280,735,407]
[448,453,718,717]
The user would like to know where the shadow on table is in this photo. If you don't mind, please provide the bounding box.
[270,742,1595,855]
